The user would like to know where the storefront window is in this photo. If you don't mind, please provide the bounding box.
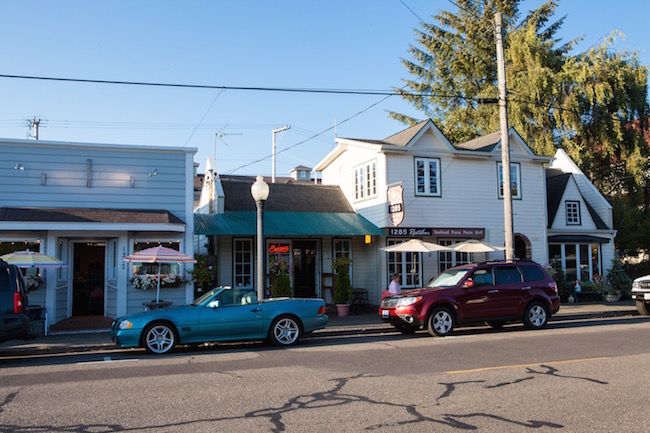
[333,239,352,277]
[438,239,471,273]
[268,241,291,274]
[387,239,421,288]
[564,244,577,282]
[234,238,253,288]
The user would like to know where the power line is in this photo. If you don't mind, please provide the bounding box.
[0,73,493,102]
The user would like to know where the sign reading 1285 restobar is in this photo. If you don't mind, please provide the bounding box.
[386,227,485,238]
[387,183,404,227]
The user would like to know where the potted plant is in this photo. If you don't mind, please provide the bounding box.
[187,255,214,298]
[270,258,292,297]
[332,256,352,316]
[605,259,631,302]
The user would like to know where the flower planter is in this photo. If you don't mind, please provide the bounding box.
[336,303,351,317]
[605,294,621,302]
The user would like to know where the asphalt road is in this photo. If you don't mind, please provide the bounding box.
[1,315,649,432]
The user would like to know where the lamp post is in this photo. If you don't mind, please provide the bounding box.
[251,175,270,301]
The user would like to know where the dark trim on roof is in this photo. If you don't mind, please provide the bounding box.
[548,235,610,244]
[546,173,571,227]
[0,207,185,225]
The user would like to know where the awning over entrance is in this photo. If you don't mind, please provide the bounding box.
[547,234,611,244]
[194,211,385,236]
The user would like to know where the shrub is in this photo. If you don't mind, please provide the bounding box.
[607,259,632,297]
[332,256,352,304]
[272,273,292,297]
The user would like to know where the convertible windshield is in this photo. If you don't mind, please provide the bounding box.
[191,287,226,305]
[428,269,469,288]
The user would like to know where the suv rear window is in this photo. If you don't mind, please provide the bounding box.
[494,266,522,285]
[519,264,546,282]
[0,267,10,292]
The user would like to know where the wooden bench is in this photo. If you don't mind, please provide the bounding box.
[573,291,602,303]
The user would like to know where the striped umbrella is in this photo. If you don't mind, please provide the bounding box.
[123,245,196,303]
[0,249,67,268]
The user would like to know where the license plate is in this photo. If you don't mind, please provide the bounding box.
[382,309,389,318]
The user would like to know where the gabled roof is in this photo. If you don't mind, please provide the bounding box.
[195,176,384,236]
[545,172,609,230]
[220,176,354,213]
[383,120,430,146]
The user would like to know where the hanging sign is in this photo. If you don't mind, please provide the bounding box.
[387,183,404,227]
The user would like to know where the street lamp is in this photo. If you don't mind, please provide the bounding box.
[251,175,270,301]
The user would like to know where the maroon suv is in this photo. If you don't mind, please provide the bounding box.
[379,261,560,336]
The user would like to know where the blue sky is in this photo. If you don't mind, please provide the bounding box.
[1,0,648,176]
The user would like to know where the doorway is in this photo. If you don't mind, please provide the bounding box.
[72,243,105,316]
[292,241,317,298]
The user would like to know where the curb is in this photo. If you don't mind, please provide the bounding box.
[0,308,640,358]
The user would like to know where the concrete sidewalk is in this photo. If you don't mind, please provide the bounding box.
[0,301,641,357]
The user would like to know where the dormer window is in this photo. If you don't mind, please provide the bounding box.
[566,201,581,225]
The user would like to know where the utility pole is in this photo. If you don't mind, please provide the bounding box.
[271,125,290,183]
[28,117,41,140]
[495,12,514,261]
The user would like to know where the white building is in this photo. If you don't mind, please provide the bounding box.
[314,120,553,303]
[0,138,196,325]
[546,148,617,282]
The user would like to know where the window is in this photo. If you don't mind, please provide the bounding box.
[234,239,253,288]
[519,264,545,282]
[495,266,522,285]
[334,239,352,277]
[497,162,521,199]
[353,160,377,201]
[414,157,441,196]
[438,239,471,273]
[471,269,494,286]
[566,201,581,225]
[387,239,421,288]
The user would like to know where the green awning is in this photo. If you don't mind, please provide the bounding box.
[194,211,385,236]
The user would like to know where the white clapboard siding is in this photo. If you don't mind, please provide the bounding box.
[550,177,598,230]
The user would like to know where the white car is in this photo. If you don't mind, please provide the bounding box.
[631,275,650,315]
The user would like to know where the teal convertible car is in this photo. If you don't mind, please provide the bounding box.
[111,287,328,354]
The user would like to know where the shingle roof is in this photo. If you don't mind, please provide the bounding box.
[0,207,185,224]
[456,130,501,152]
[220,176,354,213]
[340,119,429,147]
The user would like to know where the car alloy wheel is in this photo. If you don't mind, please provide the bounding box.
[427,307,454,337]
[524,302,548,329]
[144,323,177,354]
[270,316,301,346]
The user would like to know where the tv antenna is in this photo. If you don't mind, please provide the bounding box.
[24,116,47,140]
[213,124,243,158]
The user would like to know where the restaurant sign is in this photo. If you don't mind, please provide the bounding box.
[387,183,404,227]
[386,227,485,238]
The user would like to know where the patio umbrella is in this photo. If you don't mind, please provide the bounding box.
[123,245,196,303]
[450,239,505,253]
[0,249,67,268]
[381,239,451,253]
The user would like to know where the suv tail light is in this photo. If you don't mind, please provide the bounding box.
[14,292,23,314]
[548,281,558,295]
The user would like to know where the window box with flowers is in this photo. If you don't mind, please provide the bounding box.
[130,273,185,291]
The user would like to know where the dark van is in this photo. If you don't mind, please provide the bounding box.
[0,259,31,342]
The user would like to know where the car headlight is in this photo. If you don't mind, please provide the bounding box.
[396,296,422,307]
[633,280,640,289]
[118,320,133,330]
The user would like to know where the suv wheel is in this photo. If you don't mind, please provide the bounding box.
[523,301,548,329]
[427,307,454,337]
